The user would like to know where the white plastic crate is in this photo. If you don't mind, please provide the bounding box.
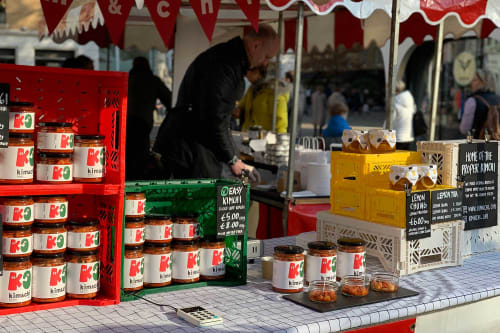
[295,231,317,249]
[317,211,464,276]
[462,226,500,258]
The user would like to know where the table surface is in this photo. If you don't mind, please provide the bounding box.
[1,236,500,333]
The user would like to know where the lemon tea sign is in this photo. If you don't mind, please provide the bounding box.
[217,185,247,237]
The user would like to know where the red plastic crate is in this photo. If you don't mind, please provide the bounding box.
[0,63,127,314]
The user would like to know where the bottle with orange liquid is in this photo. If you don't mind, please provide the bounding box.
[389,165,419,190]
[415,164,438,190]
[342,130,369,153]
[368,129,396,153]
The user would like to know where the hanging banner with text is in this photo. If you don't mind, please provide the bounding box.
[459,142,498,230]
[406,191,431,240]
[0,83,9,148]
[431,188,463,223]
[216,184,247,237]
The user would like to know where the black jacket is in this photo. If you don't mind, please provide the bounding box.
[473,90,500,138]
[154,37,249,178]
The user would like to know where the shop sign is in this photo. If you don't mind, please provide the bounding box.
[406,191,431,240]
[217,184,246,237]
[431,189,463,223]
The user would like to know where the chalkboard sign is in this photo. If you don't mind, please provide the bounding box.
[406,191,431,240]
[0,83,9,148]
[459,142,498,230]
[216,184,247,237]
[431,189,463,223]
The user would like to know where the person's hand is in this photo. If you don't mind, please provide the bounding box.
[230,159,247,177]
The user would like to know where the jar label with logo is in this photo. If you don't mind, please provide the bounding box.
[67,231,100,249]
[34,201,68,221]
[272,260,304,290]
[34,232,67,251]
[172,250,200,280]
[74,146,105,179]
[124,227,145,245]
[67,261,99,295]
[38,132,74,151]
[0,146,34,180]
[123,257,144,289]
[173,223,199,240]
[125,199,145,216]
[200,248,225,277]
[144,253,172,284]
[0,268,32,303]
[32,264,66,299]
[37,164,73,182]
[3,236,33,256]
[145,224,172,242]
[0,204,34,224]
[9,112,35,131]
[337,251,366,278]
[306,255,337,283]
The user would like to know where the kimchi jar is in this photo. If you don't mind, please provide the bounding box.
[32,252,66,303]
[172,240,200,284]
[2,225,33,257]
[306,241,337,285]
[143,242,172,288]
[67,219,100,252]
[0,196,34,226]
[124,217,145,246]
[73,135,105,183]
[199,238,225,280]
[173,214,199,241]
[145,214,173,244]
[125,192,146,218]
[37,153,73,184]
[123,246,144,292]
[33,223,67,254]
[337,238,366,280]
[9,102,35,134]
[34,196,68,223]
[37,122,74,153]
[272,245,304,293]
[66,250,99,299]
[0,256,32,307]
[0,133,34,184]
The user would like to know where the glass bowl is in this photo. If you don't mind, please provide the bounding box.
[308,280,338,303]
[340,275,370,297]
[370,272,399,292]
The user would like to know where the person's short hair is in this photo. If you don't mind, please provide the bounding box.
[476,69,497,93]
[285,71,294,83]
[74,55,94,70]
[395,80,406,93]
[132,56,151,72]
[329,102,348,116]
[245,24,278,43]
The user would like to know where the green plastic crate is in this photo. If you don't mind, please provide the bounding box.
[121,179,249,301]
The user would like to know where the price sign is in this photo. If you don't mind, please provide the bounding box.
[0,83,9,148]
[216,184,247,237]
[406,191,431,240]
[459,142,498,230]
[431,189,463,223]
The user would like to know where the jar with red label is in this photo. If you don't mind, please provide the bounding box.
[67,220,100,251]
[3,225,33,257]
[74,135,105,183]
[0,256,32,307]
[173,214,199,241]
[66,250,99,299]
[306,241,337,285]
[33,223,67,254]
[123,246,144,292]
[9,102,35,134]
[37,153,73,184]
[34,196,68,223]
[272,245,304,293]
[200,238,225,280]
[337,238,366,280]
[125,217,145,246]
[32,252,66,303]
[0,133,34,184]
[145,214,173,244]
[37,122,74,153]
[0,196,34,226]
[125,192,146,218]
[143,243,172,288]
[172,240,200,284]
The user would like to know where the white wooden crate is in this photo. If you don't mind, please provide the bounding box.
[295,231,317,250]
[317,211,464,276]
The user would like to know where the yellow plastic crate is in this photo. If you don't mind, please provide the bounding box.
[331,179,367,220]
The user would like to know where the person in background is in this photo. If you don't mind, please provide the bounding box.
[391,80,416,150]
[328,87,347,109]
[460,69,500,138]
[126,57,172,180]
[323,102,351,141]
[311,85,327,136]
[284,71,306,135]
[62,55,94,69]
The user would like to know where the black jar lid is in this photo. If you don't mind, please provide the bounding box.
[274,245,304,255]
[145,214,171,220]
[125,245,143,251]
[308,241,336,251]
[38,152,72,159]
[144,242,171,249]
[125,217,144,223]
[337,238,366,247]
[9,101,34,107]
[75,135,105,140]
[3,224,31,231]
[9,133,33,139]
[38,122,72,127]
[4,195,32,200]
[68,219,99,226]
[173,240,198,247]
[200,235,225,243]
[175,213,198,219]
[67,250,98,256]
[33,222,65,229]
[4,256,30,263]
[32,252,65,259]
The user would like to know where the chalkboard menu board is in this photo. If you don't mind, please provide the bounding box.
[216,184,247,237]
[459,142,498,230]
[0,83,9,148]
[431,189,463,223]
[406,191,431,240]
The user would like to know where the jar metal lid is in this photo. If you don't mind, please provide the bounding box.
[125,217,144,222]
[1,195,32,200]
[274,245,304,255]
[308,241,336,251]
[126,192,144,196]
[9,133,33,139]
[75,135,105,140]
[4,256,30,263]
[35,195,67,200]
[337,238,366,247]
[200,236,225,243]
[145,214,171,220]
[173,240,198,246]
[144,242,171,249]
[3,225,32,231]
[175,213,198,219]
[125,245,143,251]
[33,223,65,229]
[68,219,99,226]
[32,252,65,259]
[9,101,34,107]
[38,122,72,127]
[67,250,98,256]
[38,153,72,159]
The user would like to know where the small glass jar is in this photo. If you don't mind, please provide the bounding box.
[37,153,73,184]
[342,129,369,154]
[32,252,66,303]
[145,214,173,244]
[173,214,199,241]
[67,220,100,252]
[123,245,144,292]
[37,122,74,153]
[73,135,105,183]
[143,242,172,288]
[272,245,304,293]
[125,192,146,218]
[199,238,225,280]
[2,225,33,257]
[341,275,370,297]
[309,280,339,303]
[306,241,337,285]
[0,196,34,226]
[0,256,32,307]
[0,133,34,184]
[9,102,35,134]
[368,129,396,153]
[33,223,67,254]
[370,272,399,293]
[66,250,99,299]
[124,217,145,246]
[34,196,68,223]
[172,240,200,284]
[337,238,366,280]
